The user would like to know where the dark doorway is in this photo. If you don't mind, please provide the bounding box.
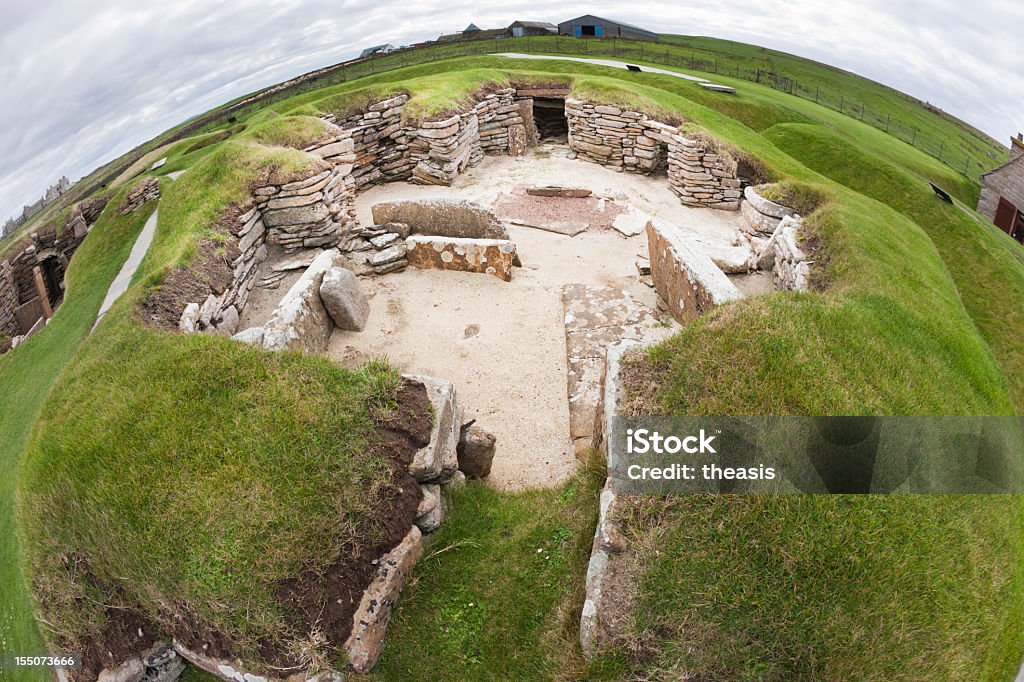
[581,25,597,36]
[39,257,63,307]
[533,98,568,142]
[1012,211,1024,244]
[995,196,1017,234]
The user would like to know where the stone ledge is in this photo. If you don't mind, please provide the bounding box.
[645,218,742,323]
[405,236,516,281]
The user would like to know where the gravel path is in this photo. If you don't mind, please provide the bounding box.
[492,53,710,83]
[92,208,159,331]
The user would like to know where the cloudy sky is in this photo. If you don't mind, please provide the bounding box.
[1,0,1021,224]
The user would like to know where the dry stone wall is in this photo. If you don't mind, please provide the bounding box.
[0,261,17,339]
[253,167,355,252]
[646,218,742,322]
[565,98,667,174]
[320,94,414,190]
[0,198,108,345]
[666,136,742,210]
[564,98,741,210]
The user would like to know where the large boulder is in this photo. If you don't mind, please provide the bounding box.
[457,424,497,479]
[319,267,369,331]
[370,198,509,240]
[262,249,344,352]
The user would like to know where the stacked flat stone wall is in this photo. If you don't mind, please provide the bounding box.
[666,136,742,210]
[475,88,531,156]
[565,98,668,174]
[253,166,356,252]
[409,111,484,185]
[322,94,413,190]
[0,261,17,338]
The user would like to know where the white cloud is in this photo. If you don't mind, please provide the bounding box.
[1,0,1021,223]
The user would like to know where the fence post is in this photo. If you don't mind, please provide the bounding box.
[715,58,718,73]
[840,95,844,112]
[815,85,819,102]
[860,103,865,120]
[938,141,944,161]
[912,127,917,145]
[885,114,890,132]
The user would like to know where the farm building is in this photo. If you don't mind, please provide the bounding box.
[508,21,558,37]
[977,134,1024,243]
[557,15,659,41]
[359,44,394,58]
[438,23,505,42]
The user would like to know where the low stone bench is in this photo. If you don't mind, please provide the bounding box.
[405,236,517,282]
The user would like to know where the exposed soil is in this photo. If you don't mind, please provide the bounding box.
[268,378,429,670]
[48,555,161,681]
[139,206,244,330]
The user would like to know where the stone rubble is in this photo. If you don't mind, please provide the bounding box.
[120,177,161,215]
[771,215,811,292]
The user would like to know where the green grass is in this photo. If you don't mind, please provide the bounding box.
[0,186,156,682]
[609,496,1024,681]
[762,122,1024,409]
[359,462,604,682]
[5,44,1024,682]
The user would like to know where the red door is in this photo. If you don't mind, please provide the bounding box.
[995,197,1017,234]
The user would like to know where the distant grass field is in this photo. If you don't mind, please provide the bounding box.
[4,37,1023,682]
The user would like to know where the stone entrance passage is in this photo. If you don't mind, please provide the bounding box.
[533,98,568,142]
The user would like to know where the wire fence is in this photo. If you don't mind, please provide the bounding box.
[57,33,994,215]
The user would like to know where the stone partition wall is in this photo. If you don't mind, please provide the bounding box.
[645,218,742,322]
[565,98,668,174]
[666,136,742,210]
[475,88,533,156]
[409,110,484,185]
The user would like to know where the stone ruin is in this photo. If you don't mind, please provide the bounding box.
[740,185,810,291]
[146,85,819,680]
[0,197,109,353]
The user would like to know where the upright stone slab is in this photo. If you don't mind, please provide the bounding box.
[261,249,344,352]
[405,236,516,282]
[645,218,742,322]
[344,526,424,673]
[404,374,459,481]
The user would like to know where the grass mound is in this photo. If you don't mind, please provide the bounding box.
[763,122,1024,410]
[1,184,157,682]
[16,132,429,678]
[17,317,423,677]
[607,495,1024,681]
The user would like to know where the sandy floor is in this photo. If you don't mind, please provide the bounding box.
[245,148,760,490]
[327,220,657,490]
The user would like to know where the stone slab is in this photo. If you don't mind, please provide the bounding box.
[405,236,516,282]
